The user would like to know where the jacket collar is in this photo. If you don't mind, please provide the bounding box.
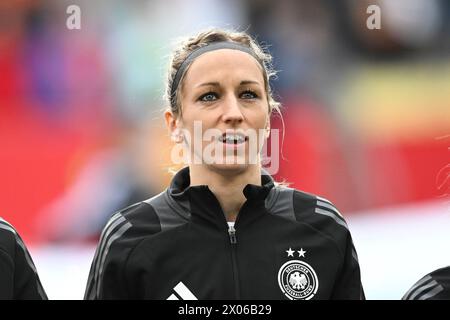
[168,167,275,229]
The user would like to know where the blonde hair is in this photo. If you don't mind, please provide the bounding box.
[164,28,281,118]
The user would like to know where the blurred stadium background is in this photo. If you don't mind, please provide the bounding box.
[0,0,449,299]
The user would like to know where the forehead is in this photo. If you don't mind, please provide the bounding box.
[182,49,264,87]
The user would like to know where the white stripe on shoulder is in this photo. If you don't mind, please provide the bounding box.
[88,213,123,281]
[98,212,123,241]
[409,280,439,300]
[418,284,444,300]
[316,199,344,218]
[96,221,132,297]
[0,217,15,230]
[0,222,16,235]
[93,215,126,268]
[316,196,332,205]
[314,208,349,230]
[402,275,432,300]
[86,213,130,299]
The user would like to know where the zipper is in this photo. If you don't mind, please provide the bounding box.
[228,223,240,299]
[228,224,237,244]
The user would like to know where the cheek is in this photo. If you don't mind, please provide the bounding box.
[251,109,270,129]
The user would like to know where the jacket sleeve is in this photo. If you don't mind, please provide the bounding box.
[331,233,365,300]
[84,213,134,300]
[402,266,450,300]
[84,242,134,299]
[13,235,48,299]
[0,221,47,300]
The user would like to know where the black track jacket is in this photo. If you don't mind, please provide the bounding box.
[403,266,450,300]
[85,167,364,300]
[0,218,47,300]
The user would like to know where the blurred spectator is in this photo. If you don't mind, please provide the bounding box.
[332,0,447,58]
[36,141,155,242]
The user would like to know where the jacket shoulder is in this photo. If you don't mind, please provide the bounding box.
[84,201,153,299]
[293,189,350,231]
[95,196,165,253]
[0,218,47,299]
[268,187,352,253]
[94,190,189,263]
[85,192,188,299]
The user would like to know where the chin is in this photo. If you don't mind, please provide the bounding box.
[208,161,250,176]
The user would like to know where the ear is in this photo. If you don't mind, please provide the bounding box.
[164,110,183,143]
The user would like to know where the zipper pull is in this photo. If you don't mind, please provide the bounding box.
[228,224,237,244]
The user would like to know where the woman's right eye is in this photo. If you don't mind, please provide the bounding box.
[198,92,218,102]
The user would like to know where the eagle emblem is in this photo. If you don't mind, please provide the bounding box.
[278,260,319,300]
[289,272,307,290]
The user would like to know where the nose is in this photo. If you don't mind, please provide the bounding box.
[221,94,244,125]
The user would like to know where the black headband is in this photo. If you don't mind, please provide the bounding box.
[170,41,263,108]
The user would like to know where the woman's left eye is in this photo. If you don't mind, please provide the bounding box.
[240,90,258,99]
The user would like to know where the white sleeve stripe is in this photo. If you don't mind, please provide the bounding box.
[99,212,122,240]
[316,200,344,218]
[402,275,432,299]
[85,214,126,297]
[418,284,444,300]
[409,280,439,300]
[85,213,121,285]
[0,222,16,236]
[0,217,14,228]
[93,215,125,269]
[316,196,332,205]
[96,221,132,298]
[314,208,348,230]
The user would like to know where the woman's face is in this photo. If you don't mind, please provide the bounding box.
[169,48,270,174]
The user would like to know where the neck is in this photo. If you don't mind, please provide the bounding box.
[189,165,262,222]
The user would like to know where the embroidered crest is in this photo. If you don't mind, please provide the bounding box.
[278,259,319,300]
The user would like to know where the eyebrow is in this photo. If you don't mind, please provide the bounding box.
[196,80,261,88]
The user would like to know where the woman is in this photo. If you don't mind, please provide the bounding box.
[0,218,47,299]
[85,28,364,300]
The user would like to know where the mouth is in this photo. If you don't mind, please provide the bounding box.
[218,132,248,145]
